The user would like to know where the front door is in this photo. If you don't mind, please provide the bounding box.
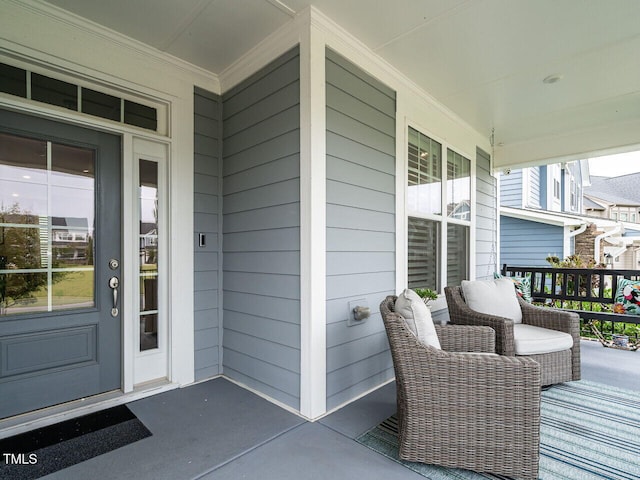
[0,110,121,419]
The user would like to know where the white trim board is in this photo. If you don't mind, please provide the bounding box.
[501,206,588,227]
[299,22,327,420]
[7,0,219,93]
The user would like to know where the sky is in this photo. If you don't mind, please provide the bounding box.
[588,151,640,177]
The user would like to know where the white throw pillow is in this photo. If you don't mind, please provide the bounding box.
[461,278,523,323]
[394,289,441,349]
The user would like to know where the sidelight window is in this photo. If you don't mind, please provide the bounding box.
[139,159,159,351]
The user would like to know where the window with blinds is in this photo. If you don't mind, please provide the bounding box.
[408,127,441,216]
[408,216,440,291]
[407,127,471,291]
[447,223,469,287]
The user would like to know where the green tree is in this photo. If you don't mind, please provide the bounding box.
[0,203,47,314]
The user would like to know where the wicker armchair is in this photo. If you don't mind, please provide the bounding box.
[445,285,581,386]
[380,295,541,480]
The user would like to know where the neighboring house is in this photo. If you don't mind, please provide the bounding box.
[51,217,91,264]
[499,206,586,267]
[500,163,640,269]
[584,174,640,223]
[501,160,586,214]
[500,160,589,266]
[583,174,640,269]
[0,1,638,432]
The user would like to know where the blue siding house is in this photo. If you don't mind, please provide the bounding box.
[500,216,565,267]
[499,160,640,269]
[499,161,588,267]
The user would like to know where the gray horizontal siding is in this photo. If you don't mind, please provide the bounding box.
[224,291,300,324]
[223,352,300,408]
[325,48,396,411]
[194,87,223,381]
[223,177,300,214]
[223,204,300,233]
[500,169,523,207]
[223,228,300,251]
[500,216,563,267]
[224,272,300,299]
[222,47,301,410]
[475,148,497,280]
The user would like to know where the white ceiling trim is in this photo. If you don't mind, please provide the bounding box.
[494,116,640,170]
[265,0,297,17]
[308,6,488,146]
[372,0,473,52]
[218,4,489,147]
[157,0,216,52]
[218,7,306,93]
[18,0,220,90]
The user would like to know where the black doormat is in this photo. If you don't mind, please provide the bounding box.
[0,405,152,480]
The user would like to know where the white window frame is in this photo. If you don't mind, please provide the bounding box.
[546,164,562,212]
[131,137,169,385]
[403,122,474,295]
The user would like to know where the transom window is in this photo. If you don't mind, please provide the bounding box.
[407,127,471,292]
[0,62,164,134]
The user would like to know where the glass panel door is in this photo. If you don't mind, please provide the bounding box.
[0,108,121,419]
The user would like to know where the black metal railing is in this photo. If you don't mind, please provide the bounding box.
[501,264,640,343]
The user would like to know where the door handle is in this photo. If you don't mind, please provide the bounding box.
[109,276,119,317]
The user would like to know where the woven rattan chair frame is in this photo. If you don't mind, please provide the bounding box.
[445,285,581,385]
[380,296,541,480]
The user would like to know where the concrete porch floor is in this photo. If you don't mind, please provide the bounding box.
[42,339,639,480]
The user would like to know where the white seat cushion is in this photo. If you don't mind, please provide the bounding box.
[395,289,441,349]
[461,278,523,323]
[460,352,498,357]
[513,324,573,355]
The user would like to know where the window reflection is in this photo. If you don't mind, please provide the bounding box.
[0,132,95,316]
[447,149,471,221]
[408,128,442,216]
[139,159,158,351]
[0,227,47,269]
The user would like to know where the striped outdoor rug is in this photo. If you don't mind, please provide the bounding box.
[356,380,640,479]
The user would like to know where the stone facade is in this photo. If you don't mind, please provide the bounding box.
[574,223,603,264]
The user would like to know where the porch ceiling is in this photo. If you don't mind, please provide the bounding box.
[43,0,640,168]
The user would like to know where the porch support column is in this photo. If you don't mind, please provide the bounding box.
[299,19,327,419]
